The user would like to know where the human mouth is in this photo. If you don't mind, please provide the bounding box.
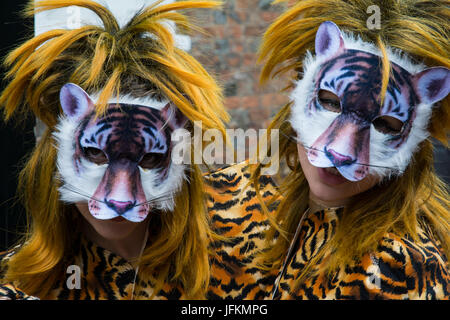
[111,216,126,222]
[317,167,349,185]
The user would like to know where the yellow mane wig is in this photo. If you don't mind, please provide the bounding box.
[253,0,449,285]
[0,0,229,299]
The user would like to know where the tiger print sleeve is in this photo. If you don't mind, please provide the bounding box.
[370,230,449,300]
[204,162,280,299]
[0,283,40,300]
[401,231,449,300]
[0,249,40,300]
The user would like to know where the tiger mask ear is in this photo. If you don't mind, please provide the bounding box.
[160,102,189,130]
[315,21,345,60]
[413,67,450,105]
[60,83,94,121]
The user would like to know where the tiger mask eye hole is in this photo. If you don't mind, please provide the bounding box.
[83,147,108,165]
[372,116,404,135]
[139,153,165,170]
[317,89,341,113]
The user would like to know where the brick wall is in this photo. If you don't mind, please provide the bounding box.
[186,0,290,131]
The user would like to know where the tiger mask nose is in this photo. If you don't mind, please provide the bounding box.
[106,200,135,215]
[89,160,149,222]
[308,116,370,181]
[324,147,355,167]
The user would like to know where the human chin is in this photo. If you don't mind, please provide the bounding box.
[297,144,379,204]
[76,202,143,241]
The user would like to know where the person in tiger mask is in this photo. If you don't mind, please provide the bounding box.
[201,0,449,300]
[250,0,449,299]
[0,0,231,300]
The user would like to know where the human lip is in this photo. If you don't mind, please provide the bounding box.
[317,167,348,186]
[110,216,126,222]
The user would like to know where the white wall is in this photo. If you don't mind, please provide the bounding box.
[35,0,191,50]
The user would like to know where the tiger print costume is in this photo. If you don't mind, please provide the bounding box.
[205,162,280,299]
[1,162,448,299]
[271,208,449,300]
[0,162,278,300]
[0,235,184,300]
[204,166,449,300]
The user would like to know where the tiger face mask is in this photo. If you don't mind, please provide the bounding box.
[54,83,187,222]
[290,21,450,182]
